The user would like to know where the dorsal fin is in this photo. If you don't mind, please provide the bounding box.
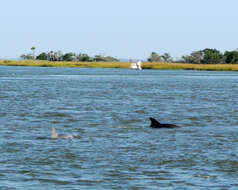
[51,128,58,139]
[149,117,161,127]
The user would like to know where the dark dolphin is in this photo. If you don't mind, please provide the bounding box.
[149,117,181,128]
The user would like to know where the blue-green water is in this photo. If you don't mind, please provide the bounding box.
[1,66,238,189]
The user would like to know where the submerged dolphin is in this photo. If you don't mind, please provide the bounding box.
[149,117,181,128]
[51,128,74,139]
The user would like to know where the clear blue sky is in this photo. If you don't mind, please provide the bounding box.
[1,0,238,60]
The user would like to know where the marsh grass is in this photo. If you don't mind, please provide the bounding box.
[1,60,238,71]
[142,62,238,71]
[0,60,129,69]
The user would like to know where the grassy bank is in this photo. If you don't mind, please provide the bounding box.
[0,60,129,68]
[1,60,238,71]
[142,62,238,71]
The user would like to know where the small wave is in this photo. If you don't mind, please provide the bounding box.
[43,112,72,118]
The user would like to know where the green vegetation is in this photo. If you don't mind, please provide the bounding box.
[180,48,238,64]
[20,49,119,62]
[1,47,238,71]
[1,60,238,71]
[147,52,173,62]
[148,48,238,64]
[223,50,238,64]
[19,47,238,65]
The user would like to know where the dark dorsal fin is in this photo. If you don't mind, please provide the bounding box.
[149,117,161,127]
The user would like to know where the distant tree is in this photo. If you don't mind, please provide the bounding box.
[147,52,162,62]
[223,50,238,64]
[31,47,36,60]
[77,53,91,62]
[36,52,48,60]
[93,55,118,62]
[182,51,203,64]
[182,49,222,64]
[63,52,74,61]
[52,51,63,61]
[25,54,34,60]
[201,48,223,64]
[20,54,26,60]
[161,53,173,62]
[93,55,105,62]
[190,50,203,64]
[182,55,195,63]
[103,56,119,62]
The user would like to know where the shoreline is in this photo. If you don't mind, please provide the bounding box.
[1,60,238,71]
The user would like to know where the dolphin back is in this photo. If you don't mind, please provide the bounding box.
[57,134,73,139]
[51,128,74,139]
[149,117,181,128]
[149,117,161,128]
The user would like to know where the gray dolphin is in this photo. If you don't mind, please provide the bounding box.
[51,128,74,139]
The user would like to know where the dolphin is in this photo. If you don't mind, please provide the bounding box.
[149,117,181,128]
[51,128,74,139]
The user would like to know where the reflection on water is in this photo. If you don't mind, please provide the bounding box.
[0,66,238,189]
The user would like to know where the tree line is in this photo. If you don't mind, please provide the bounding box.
[148,48,238,64]
[21,47,238,64]
[20,48,119,62]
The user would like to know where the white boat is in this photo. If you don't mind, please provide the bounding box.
[130,61,142,70]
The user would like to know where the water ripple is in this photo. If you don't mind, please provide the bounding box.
[1,67,238,189]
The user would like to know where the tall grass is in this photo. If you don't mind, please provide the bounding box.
[1,60,238,71]
[0,60,130,69]
[142,62,238,71]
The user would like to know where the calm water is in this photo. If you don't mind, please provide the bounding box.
[1,66,238,189]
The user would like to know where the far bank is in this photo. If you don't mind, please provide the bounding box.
[1,60,238,71]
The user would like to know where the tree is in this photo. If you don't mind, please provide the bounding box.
[182,55,195,63]
[161,53,173,62]
[20,54,26,60]
[62,52,74,61]
[93,55,105,62]
[223,50,238,64]
[31,47,36,60]
[103,56,119,62]
[77,53,91,62]
[182,49,222,64]
[36,52,48,60]
[25,54,34,60]
[190,50,203,64]
[147,52,162,62]
[93,55,118,62]
[201,48,222,64]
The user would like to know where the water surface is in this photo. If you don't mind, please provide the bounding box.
[0,66,238,189]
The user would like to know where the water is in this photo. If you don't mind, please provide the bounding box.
[0,66,238,189]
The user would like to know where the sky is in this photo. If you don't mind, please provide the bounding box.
[0,0,238,60]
